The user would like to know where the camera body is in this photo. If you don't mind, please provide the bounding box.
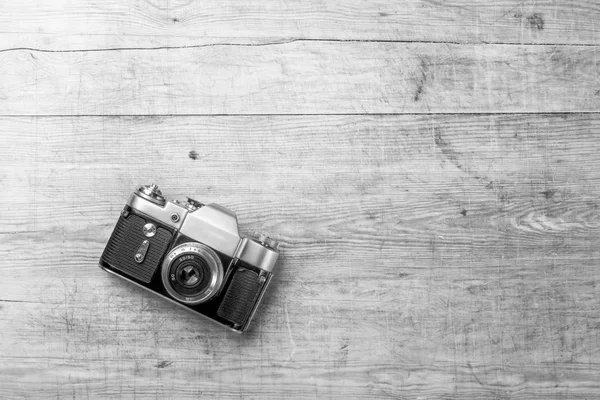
[99,184,280,333]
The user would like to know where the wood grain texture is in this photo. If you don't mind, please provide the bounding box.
[2,0,599,397]
[1,0,599,49]
[1,115,599,399]
[0,43,599,115]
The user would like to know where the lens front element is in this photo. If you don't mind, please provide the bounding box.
[161,242,224,305]
[178,264,202,287]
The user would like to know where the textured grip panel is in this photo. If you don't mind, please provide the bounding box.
[101,214,172,283]
[217,268,262,326]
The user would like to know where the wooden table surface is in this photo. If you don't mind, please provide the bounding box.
[1,1,599,399]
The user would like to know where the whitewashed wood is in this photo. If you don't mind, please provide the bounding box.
[1,0,598,397]
[0,115,599,399]
[0,0,599,50]
[0,43,599,115]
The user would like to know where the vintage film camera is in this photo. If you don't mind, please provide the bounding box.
[99,184,280,332]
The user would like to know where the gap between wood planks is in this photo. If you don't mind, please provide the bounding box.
[0,112,598,117]
[0,37,598,54]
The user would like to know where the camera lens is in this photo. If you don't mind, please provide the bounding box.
[169,255,211,296]
[178,265,202,287]
[161,242,224,305]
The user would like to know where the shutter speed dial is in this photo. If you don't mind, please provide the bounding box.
[251,231,280,251]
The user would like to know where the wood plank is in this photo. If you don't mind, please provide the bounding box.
[0,0,599,49]
[1,115,599,398]
[1,43,599,115]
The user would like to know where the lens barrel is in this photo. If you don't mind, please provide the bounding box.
[161,242,224,305]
